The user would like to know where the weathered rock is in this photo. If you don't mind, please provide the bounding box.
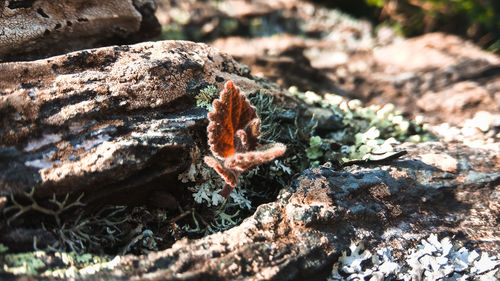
[0,0,161,62]
[1,1,499,279]
[163,0,499,126]
[215,30,500,126]
[0,40,267,205]
[417,81,499,124]
[367,33,500,125]
[212,34,340,94]
[81,141,499,280]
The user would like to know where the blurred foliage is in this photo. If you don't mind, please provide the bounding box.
[288,86,433,164]
[313,0,500,52]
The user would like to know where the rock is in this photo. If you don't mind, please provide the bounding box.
[83,141,499,280]
[373,33,499,71]
[306,32,500,126]
[303,106,344,131]
[212,35,340,94]
[0,0,161,62]
[1,1,499,279]
[162,0,499,127]
[158,0,381,94]
[419,153,458,173]
[417,81,498,124]
[0,40,266,205]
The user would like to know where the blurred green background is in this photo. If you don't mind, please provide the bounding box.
[315,0,500,53]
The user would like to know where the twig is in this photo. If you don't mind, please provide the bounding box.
[169,209,191,225]
[341,150,408,168]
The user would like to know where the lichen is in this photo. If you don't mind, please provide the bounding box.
[0,83,438,276]
[288,86,433,165]
[0,243,8,253]
[1,251,47,275]
[178,150,251,235]
[305,136,323,166]
[3,187,85,226]
[195,84,218,110]
[3,190,168,256]
[0,248,116,278]
[329,235,500,280]
[193,183,225,206]
[177,88,315,236]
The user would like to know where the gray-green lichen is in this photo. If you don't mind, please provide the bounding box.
[288,86,433,164]
[177,89,315,236]
[3,190,167,255]
[0,243,117,278]
[329,235,500,280]
[305,136,324,166]
[195,85,218,110]
[1,83,436,278]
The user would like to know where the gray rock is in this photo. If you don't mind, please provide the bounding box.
[0,0,160,61]
[0,40,264,205]
[85,141,499,280]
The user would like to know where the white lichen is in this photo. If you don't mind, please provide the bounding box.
[328,234,500,280]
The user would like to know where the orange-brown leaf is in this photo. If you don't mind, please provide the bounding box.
[224,143,287,172]
[204,156,239,187]
[207,81,257,158]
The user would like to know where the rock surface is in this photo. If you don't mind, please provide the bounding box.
[158,0,500,126]
[0,40,263,204]
[83,141,499,280]
[0,0,499,280]
[0,0,161,61]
